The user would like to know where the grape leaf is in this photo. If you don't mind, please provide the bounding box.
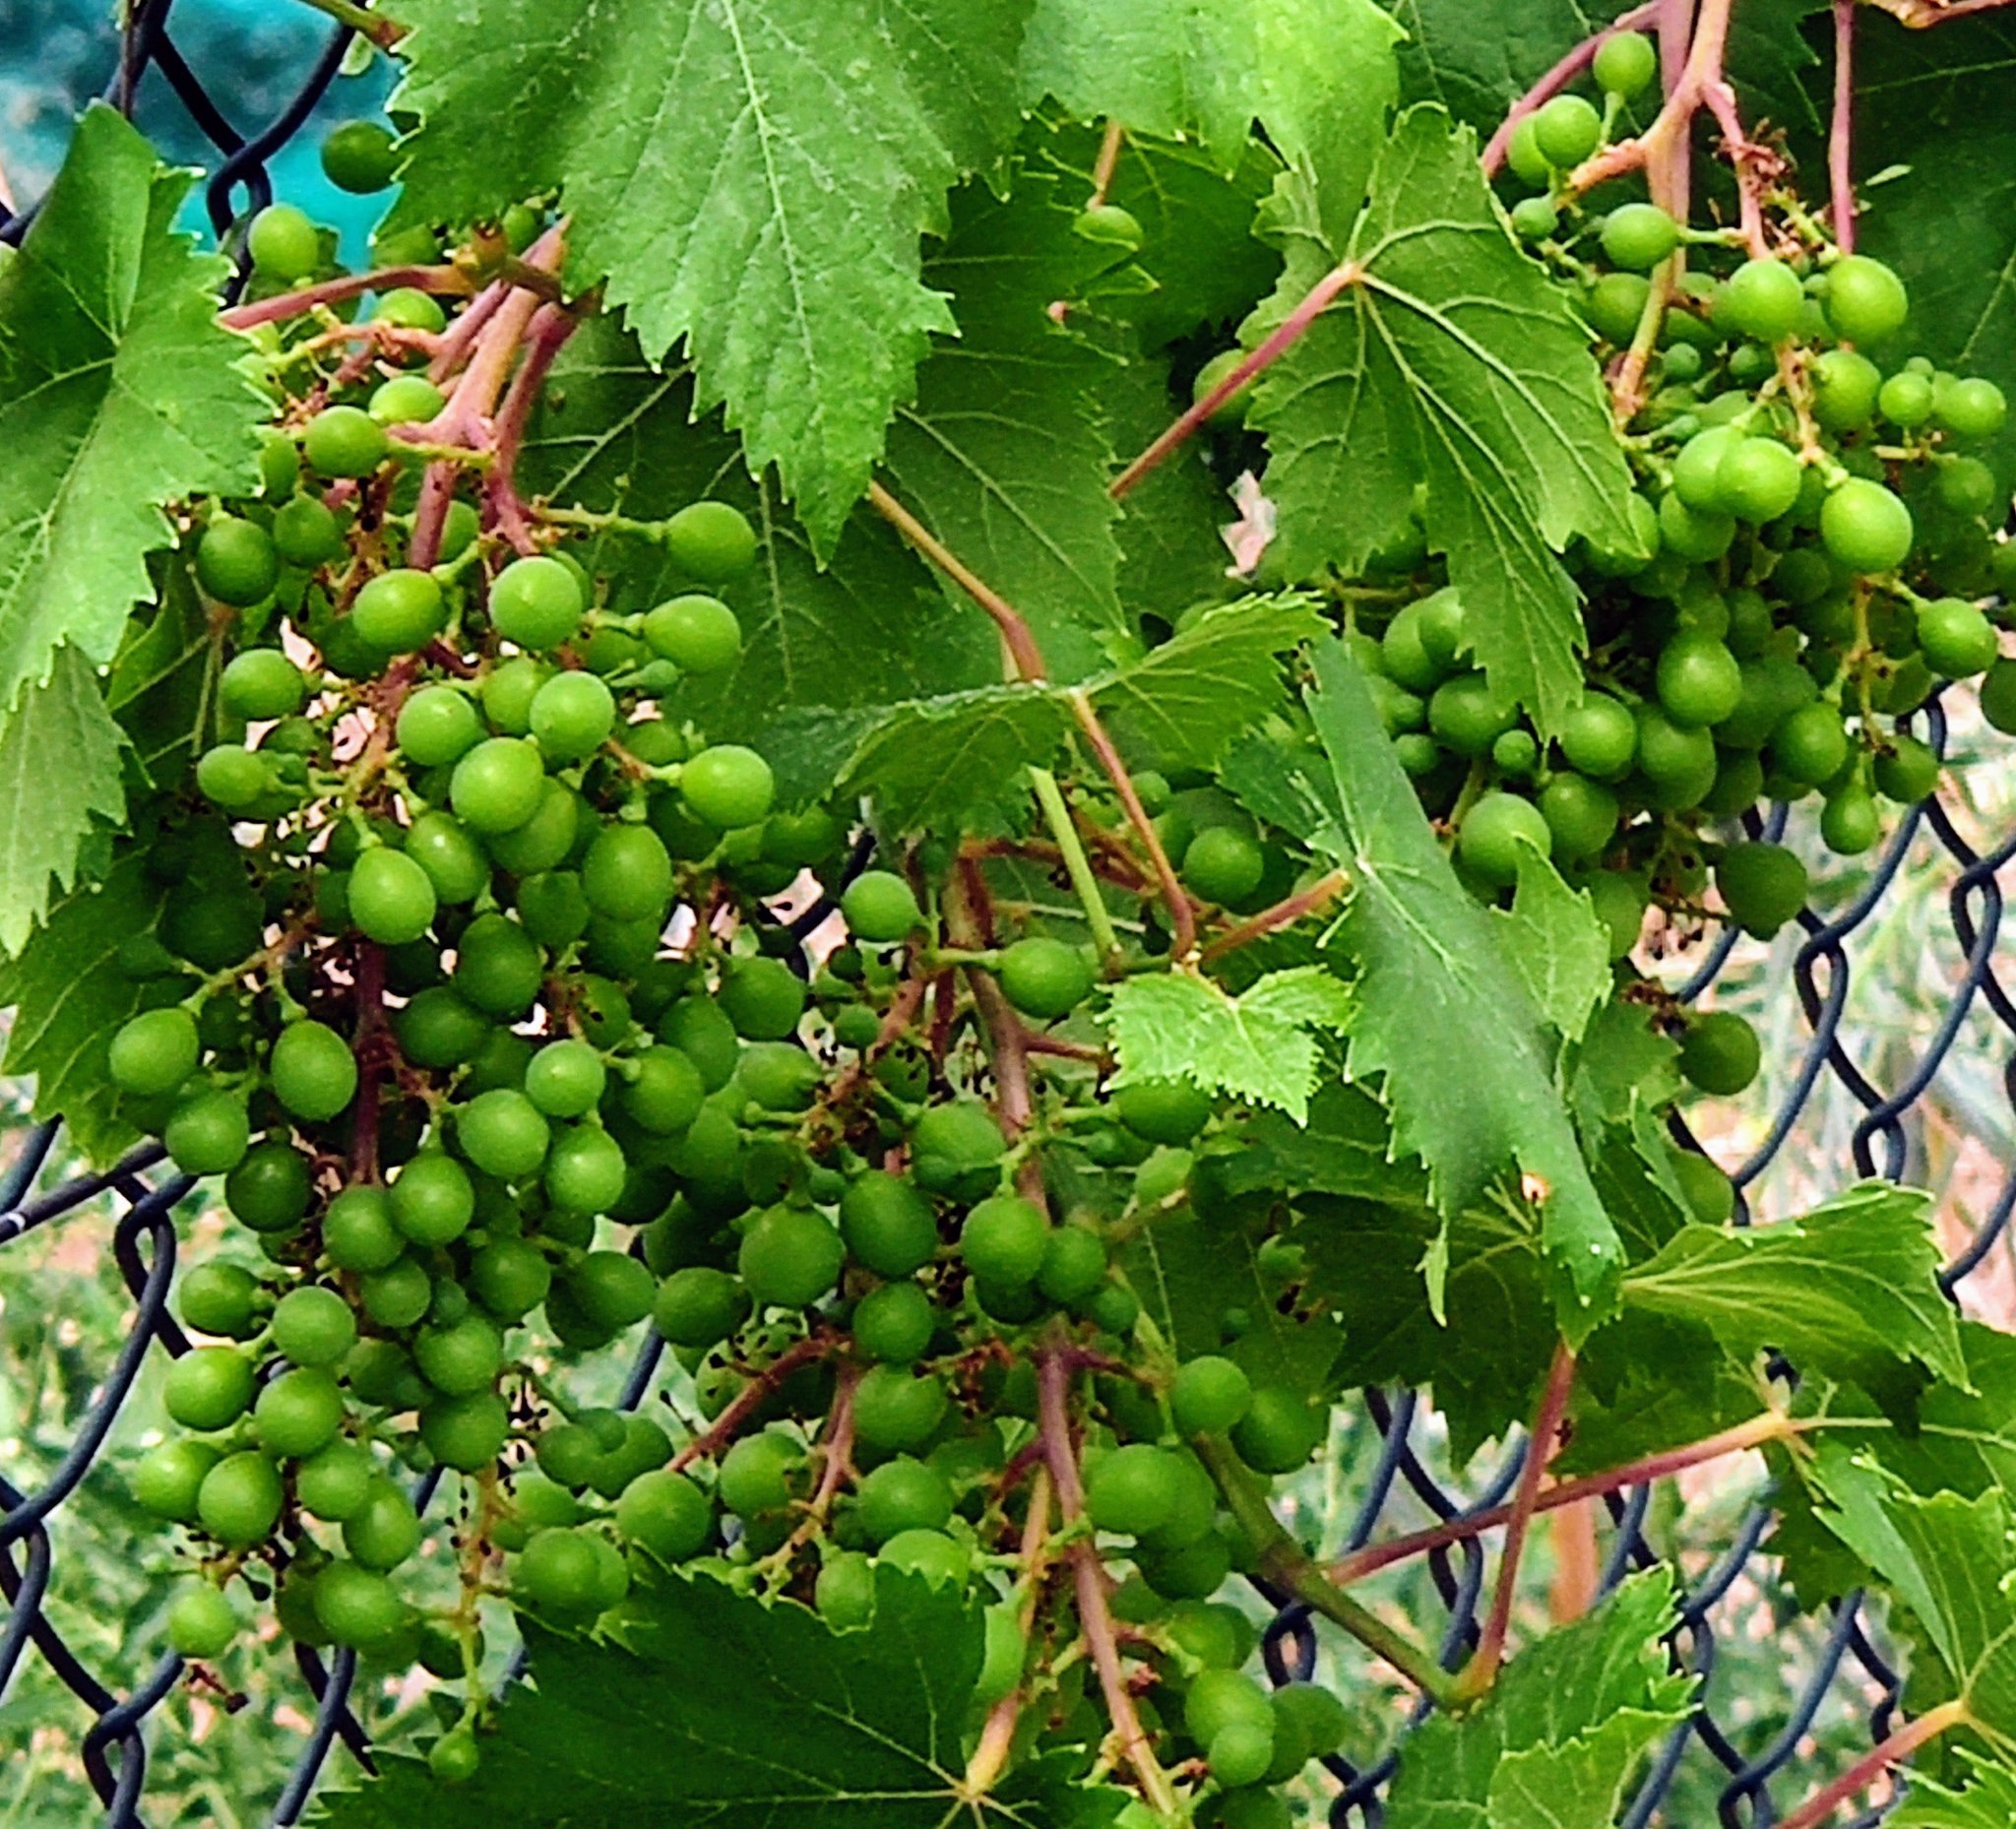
[1849,12,2016,495]
[0,649,127,953]
[104,560,220,791]
[1227,1082,1431,1207]
[1228,638,1623,1338]
[1893,1753,2016,1828]
[883,170,1128,682]
[519,318,996,728]
[391,0,1034,546]
[1384,1569,1695,1827]
[1619,1182,1968,1397]
[314,1567,1089,1827]
[0,104,264,718]
[1809,1450,2016,1737]
[1488,849,1609,1043]
[1102,964,1354,1123]
[1023,0,1402,228]
[1250,108,1639,731]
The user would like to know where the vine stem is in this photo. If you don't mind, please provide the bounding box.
[777,1363,860,1556]
[1030,767,1123,965]
[1198,869,1349,965]
[1066,691,1197,960]
[1195,1432,1461,1710]
[1037,1349,1180,1815]
[487,301,580,550]
[1830,0,1858,252]
[1109,259,1363,500]
[1775,1699,1969,1829]
[666,1335,837,1475]
[960,1464,1053,1802]
[1327,1407,1801,1587]
[284,0,407,49]
[1568,0,1736,201]
[219,265,469,333]
[1455,1342,1576,1699]
[1480,2,1664,176]
[1088,120,1127,208]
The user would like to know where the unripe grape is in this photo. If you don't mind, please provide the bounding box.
[719,957,806,1041]
[196,744,268,809]
[1716,843,1807,938]
[1086,1443,1185,1536]
[390,1151,475,1246]
[109,1006,200,1097]
[452,913,544,1017]
[653,1266,749,1349]
[853,1365,948,1452]
[839,1171,939,1279]
[842,870,921,943]
[255,1367,346,1457]
[1678,1010,1761,1096]
[165,1089,252,1175]
[348,847,438,945]
[1821,782,1882,855]
[857,1456,954,1545]
[1585,272,1650,345]
[314,1560,410,1650]
[1724,258,1803,344]
[165,1345,257,1431]
[345,1480,422,1570]
[321,119,397,194]
[1594,30,1657,96]
[1232,1387,1325,1473]
[816,1551,877,1628]
[664,501,757,582]
[198,1451,284,1545]
[451,736,546,834]
[616,1469,713,1562]
[568,1250,656,1330]
[545,1123,628,1215]
[270,1019,359,1123]
[1112,1078,1213,1146]
[470,1238,553,1320]
[997,936,1095,1021]
[247,203,319,280]
[1171,1356,1253,1435]
[298,1440,376,1521]
[1873,732,1940,804]
[168,1585,238,1660]
[369,374,445,425]
[739,1205,845,1307]
[1558,693,1636,780]
[620,1044,707,1135]
[135,1439,222,1521]
[273,1285,357,1367]
[1917,597,1999,677]
[179,1261,261,1339]
[1427,671,1516,756]
[1939,376,2008,440]
[353,569,446,656]
[852,1280,936,1363]
[530,669,616,761]
[1718,438,1803,525]
[303,405,389,478]
[582,824,673,921]
[1811,349,1882,432]
[1532,94,1602,167]
[457,1087,551,1179]
[481,656,547,733]
[273,493,344,567]
[397,686,483,768]
[1182,827,1265,904]
[1600,204,1679,274]
[960,1195,1048,1286]
[681,744,775,829]
[361,1258,432,1328]
[421,1391,512,1471]
[1823,254,1909,345]
[642,594,741,673]
[1457,791,1550,888]
[1209,1720,1276,1790]
[1038,1226,1107,1304]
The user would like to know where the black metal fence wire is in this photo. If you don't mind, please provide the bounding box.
[4,12,2014,1824]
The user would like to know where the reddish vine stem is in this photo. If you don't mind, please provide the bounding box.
[1066,692,1197,960]
[1328,1408,1798,1588]
[962,1465,1054,1800]
[1830,0,1858,252]
[220,264,472,333]
[1455,1341,1576,1699]
[487,301,580,547]
[1198,868,1350,965]
[1088,121,1127,208]
[865,481,1048,682]
[1480,2,1665,175]
[780,1363,860,1555]
[1775,1699,1969,1829]
[1109,258,1363,500]
[667,1336,837,1475]
[1037,1348,1179,1814]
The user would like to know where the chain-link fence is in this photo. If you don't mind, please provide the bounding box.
[4,10,2015,1825]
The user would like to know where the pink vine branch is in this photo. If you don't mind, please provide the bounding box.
[1776,1699,1969,1829]
[1831,0,1858,251]
[1481,2,1664,176]
[219,264,471,333]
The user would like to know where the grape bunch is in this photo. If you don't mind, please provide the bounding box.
[111,135,1379,1818]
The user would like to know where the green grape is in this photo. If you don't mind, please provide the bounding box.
[198,1451,284,1545]
[642,594,742,673]
[720,958,806,1041]
[168,1585,238,1660]
[1594,29,1657,95]
[530,669,616,762]
[165,1090,252,1176]
[345,1481,422,1570]
[652,1266,749,1349]
[1457,791,1550,889]
[324,1182,405,1273]
[853,1280,935,1363]
[815,1550,877,1629]
[568,1250,656,1330]
[664,501,758,582]
[1585,271,1651,345]
[1823,254,1909,345]
[480,657,547,734]
[1725,258,1803,343]
[369,374,444,425]
[681,744,775,829]
[1112,1079,1213,1146]
[513,870,589,948]
[621,1045,708,1134]
[272,492,344,568]
[310,1561,408,1652]
[135,1439,222,1522]
[739,1041,821,1112]
[1917,597,1999,677]
[1658,636,1743,727]
[353,569,445,655]
[1532,94,1602,165]
[109,1007,200,1097]
[360,1258,432,1328]
[857,1456,954,1545]
[1085,1444,1184,1537]
[582,824,673,921]
[1208,1720,1275,1790]
[1939,376,2009,439]
[546,1123,628,1214]
[218,654,303,733]
[1509,194,1558,242]
[1821,781,1882,854]
[390,986,483,1070]
[524,1040,605,1118]
[1171,1356,1253,1435]
[371,285,447,333]
[840,871,920,943]
[1873,732,1940,803]
[403,812,485,907]
[255,1367,346,1457]
[1936,456,1997,518]
[450,736,546,834]
[456,1088,551,1179]
[303,405,389,479]
[1189,347,1258,425]
[1506,115,1551,185]
[853,1365,948,1452]
[225,1140,313,1232]
[396,685,482,768]
[293,1441,373,1523]
[997,936,1095,1021]
[961,1195,1048,1285]
[195,744,268,811]
[1182,827,1265,904]
[273,1286,357,1367]
[270,1019,359,1123]
[739,1205,845,1307]
[1679,1010,1761,1096]
[179,1262,260,1338]
[321,118,397,193]
[165,1345,256,1431]
[468,1238,552,1320]
[1879,370,1935,427]
[1770,700,1850,787]
[1038,1226,1107,1303]
[616,1469,713,1562]
[247,203,319,280]
[1536,775,1617,862]
[1810,349,1882,432]
[719,1433,802,1517]
[1716,842,1807,938]
[390,1151,475,1246]
[348,847,438,945]
[1232,1387,1325,1474]
[452,914,544,1017]
[1719,438,1803,525]
[1659,491,1734,563]
[1557,694,1636,780]
[486,779,580,876]
[1671,1151,1735,1225]
[1601,204,1679,273]
[840,1172,939,1279]
[1426,672,1515,757]
[1187,1668,1275,1750]
[419,1391,512,1472]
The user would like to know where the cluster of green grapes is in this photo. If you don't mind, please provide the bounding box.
[1190,32,2014,1116]
[113,125,1372,1819]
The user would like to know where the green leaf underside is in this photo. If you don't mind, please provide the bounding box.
[519,317,996,730]
[1384,1570,1695,1826]
[1810,1451,2016,1741]
[1023,0,1402,237]
[1103,964,1354,1123]
[1229,1081,1431,1207]
[105,559,220,791]
[1489,849,1609,1044]
[1230,638,1622,1337]
[313,1568,1091,1827]
[1892,1753,2016,1828]
[1621,1182,1968,1396]
[391,0,1035,547]
[1251,107,1638,731]
[762,594,1318,826]
[883,170,1128,683]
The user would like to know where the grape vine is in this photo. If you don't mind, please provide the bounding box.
[7,2,2016,1826]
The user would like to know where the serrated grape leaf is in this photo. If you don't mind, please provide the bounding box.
[1103,964,1353,1123]
[519,318,996,731]
[0,104,264,720]
[1228,639,1622,1339]
[104,559,219,791]
[1102,354,1239,626]
[1892,1752,2016,1828]
[1809,1449,2016,1739]
[883,170,1127,683]
[314,1567,1088,1827]
[1226,1082,1430,1207]
[0,649,127,954]
[1250,108,1637,731]
[1023,0,1401,229]
[1849,13,2016,496]
[391,0,1033,547]
[1620,1183,1967,1399]
[1566,995,1682,1137]
[1384,1570,1695,1827]
[1488,849,1609,1043]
